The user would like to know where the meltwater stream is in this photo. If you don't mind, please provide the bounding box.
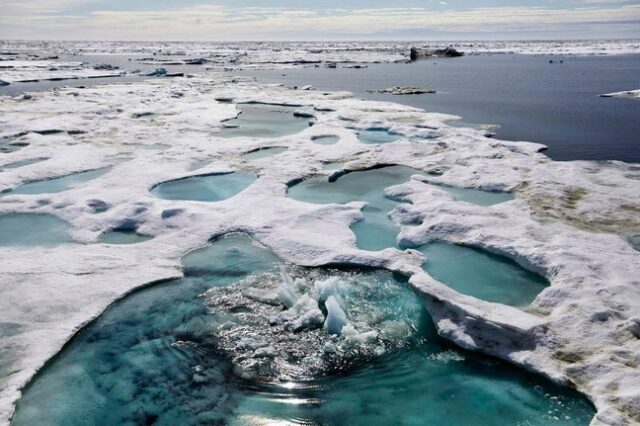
[13,234,594,425]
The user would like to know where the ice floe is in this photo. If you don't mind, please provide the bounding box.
[600,89,640,99]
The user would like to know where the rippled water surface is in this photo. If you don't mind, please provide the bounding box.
[13,234,594,425]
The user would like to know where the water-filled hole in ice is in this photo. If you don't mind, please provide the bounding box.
[0,134,29,154]
[218,103,312,139]
[1,168,108,196]
[99,230,152,245]
[288,165,513,251]
[242,146,287,160]
[1,157,48,170]
[12,233,595,425]
[357,128,402,144]
[418,242,548,306]
[150,171,256,202]
[311,135,339,145]
[0,213,72,247]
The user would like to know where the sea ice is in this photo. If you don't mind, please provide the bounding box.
[324,295,349,335]
[0,68,638,425]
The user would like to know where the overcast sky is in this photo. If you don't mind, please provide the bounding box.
[1,0,639,41]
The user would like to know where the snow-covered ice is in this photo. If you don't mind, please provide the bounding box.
[0,66,639,426]
[601,89,640,99]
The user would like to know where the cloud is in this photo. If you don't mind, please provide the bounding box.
[2,3,639,40]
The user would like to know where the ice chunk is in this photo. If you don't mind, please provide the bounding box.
[271,295,324,332]
[342,324,378,344]
[314,276,339,302]
[254,346,277,358]
[142,67,167,76]
[278,267,298,308]
[324,295,349,335]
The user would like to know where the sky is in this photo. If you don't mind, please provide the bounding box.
[1,0,639,41]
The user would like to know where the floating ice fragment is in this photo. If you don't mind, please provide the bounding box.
[342,324,378,344]
[315,277,339,302]
[254,346,277,358]
[278,267,299,308]
[142,67,167,76]
[271,295,324,332]
[324,295,349,335]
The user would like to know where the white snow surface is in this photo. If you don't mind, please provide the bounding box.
[0,74,639,425]
[0,59,123,83]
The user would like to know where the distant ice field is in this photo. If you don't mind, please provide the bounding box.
[244,54,640,163]
[2,40,638,163]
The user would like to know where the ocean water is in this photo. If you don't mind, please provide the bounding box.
[242,54,640,162]
[150,172,256,202]
[12,234,594,425]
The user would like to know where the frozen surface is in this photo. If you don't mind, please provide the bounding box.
[0,70,638,425]
[601,89,640,99]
